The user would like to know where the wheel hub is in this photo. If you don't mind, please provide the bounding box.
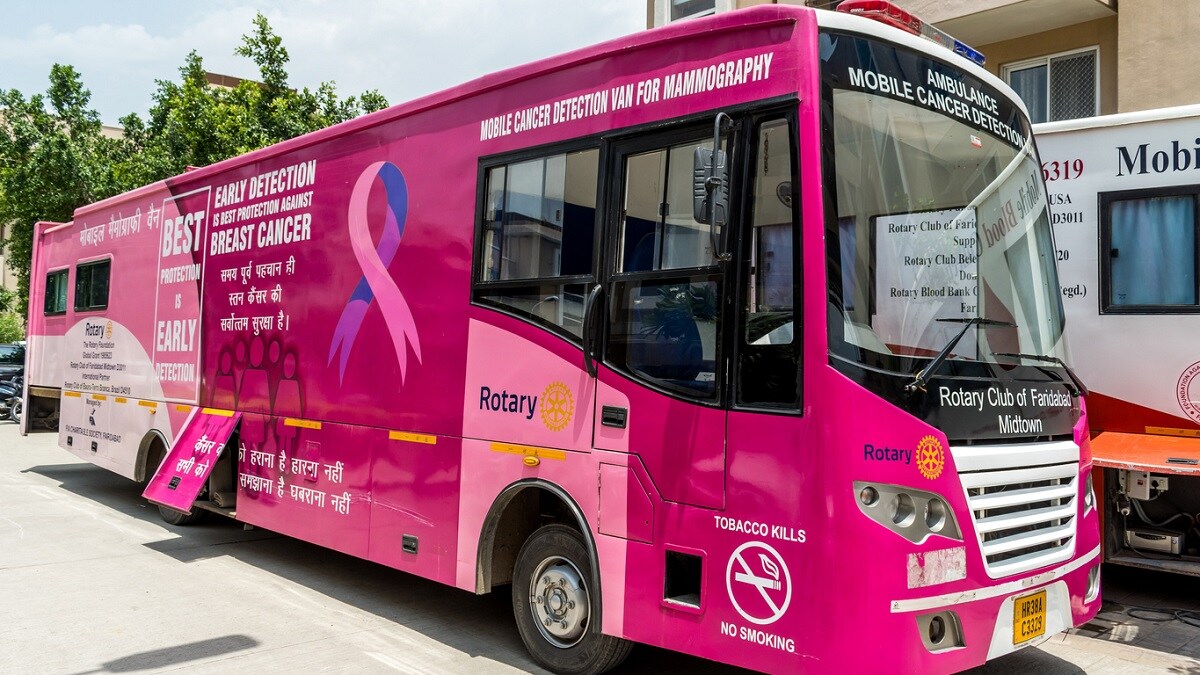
[529,555,589,648]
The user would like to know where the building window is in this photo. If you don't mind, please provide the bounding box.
[1003,48,1098,124]
[671,0,716,21]
[1101,188,1200,313]
[475,147,599,338]
[74,259,111,312]
[45,269,69,315]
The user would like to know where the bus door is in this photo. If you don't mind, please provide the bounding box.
[723,113,805,516]
[590,126,734,510]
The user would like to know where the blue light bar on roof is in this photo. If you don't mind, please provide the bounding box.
[838,1,988,66]
[953,40,987,66]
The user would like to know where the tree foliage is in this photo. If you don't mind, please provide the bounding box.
[0,12,388,322]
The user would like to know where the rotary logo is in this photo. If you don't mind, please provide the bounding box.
[540,382,574,432]
[105,321,114,340]
[915,435,945,480]
[1178,361,1200,425]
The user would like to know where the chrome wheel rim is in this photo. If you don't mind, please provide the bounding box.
[528,555,589,648]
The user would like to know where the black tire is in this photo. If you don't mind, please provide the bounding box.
[158,504,206,526]
[9,398,20,425]
[512,524,632,675]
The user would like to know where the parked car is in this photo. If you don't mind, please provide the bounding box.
[0,342,24,381]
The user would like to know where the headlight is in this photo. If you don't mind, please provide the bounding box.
[925,498,947,532]
[891,492,916,527]
[854,481,962,544]
[860,485,879,507]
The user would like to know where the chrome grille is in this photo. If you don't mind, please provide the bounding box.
[953,440,1079,579]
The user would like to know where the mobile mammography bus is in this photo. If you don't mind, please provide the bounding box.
[1038,106,1200,575]
[26,4,1100,672]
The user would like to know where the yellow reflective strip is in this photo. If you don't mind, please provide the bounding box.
[175,405,191,413]
[138,400,158,408]
[64,391,82,398]
[90,393,107,401]
[115,397,127,404]
[490,441,566,461]
[1147,426,1200,439]
[284,418,321,429]
[389,431,437,444]
[201,407,235,417]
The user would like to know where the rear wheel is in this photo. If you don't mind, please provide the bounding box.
[158,505,206,526]
[512,524,632,674]
[9,398,20,424]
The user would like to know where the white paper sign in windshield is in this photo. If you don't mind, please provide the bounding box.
[873,208,978,357]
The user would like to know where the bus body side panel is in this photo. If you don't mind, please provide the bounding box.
[456,315,600,586]
[234,414,372,560]
[190,109,476,578]
[40,182,196,477]
[26,221,68,417]
[1037,112,1200,436]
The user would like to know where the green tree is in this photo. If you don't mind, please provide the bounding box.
[0,310,23,342]
[0,287,23,341]
[0,12,387,317]
[0,64,123,303]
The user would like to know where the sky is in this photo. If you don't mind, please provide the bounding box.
[0,1,647,126]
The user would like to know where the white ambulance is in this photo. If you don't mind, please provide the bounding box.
[1038,106,1200,574]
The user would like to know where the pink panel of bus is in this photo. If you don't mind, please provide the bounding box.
[24,6,1101,673]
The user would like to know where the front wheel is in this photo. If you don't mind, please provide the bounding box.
[512,524,631,675]
[8,398,20,424]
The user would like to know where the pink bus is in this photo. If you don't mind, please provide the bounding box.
[24,4,1101,673]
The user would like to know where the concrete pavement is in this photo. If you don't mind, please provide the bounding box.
[0,423,733,674]
[3,421,1200,674]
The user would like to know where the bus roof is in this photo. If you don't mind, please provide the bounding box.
[1035,103,1200,135]
[72,4,1024,222]
[72,5,810,221]
[816,9,1029,122]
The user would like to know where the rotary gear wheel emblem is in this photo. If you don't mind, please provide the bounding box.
[916,435,945,480]
[540,382,574,432]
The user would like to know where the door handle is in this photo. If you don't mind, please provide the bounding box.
[582,283,603,378]
[601,406,627,428]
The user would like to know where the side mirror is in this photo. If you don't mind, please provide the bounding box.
[693,146,729,226]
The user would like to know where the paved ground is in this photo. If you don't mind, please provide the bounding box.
[3,421,1200,674]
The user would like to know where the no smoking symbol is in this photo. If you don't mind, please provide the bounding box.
[726,541,792,625]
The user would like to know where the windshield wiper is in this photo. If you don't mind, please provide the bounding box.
[993,352,1088,397]
[905,317,1016,393]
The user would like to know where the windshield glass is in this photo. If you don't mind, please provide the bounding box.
[821,32,1066,375]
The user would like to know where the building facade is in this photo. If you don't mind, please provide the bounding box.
[648,0,1200,122]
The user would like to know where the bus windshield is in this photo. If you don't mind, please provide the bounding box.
[821,32,1067,378]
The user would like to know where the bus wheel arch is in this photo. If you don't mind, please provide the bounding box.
[135,430,170,483]
[478,480,631,674]
[476,480,594,593]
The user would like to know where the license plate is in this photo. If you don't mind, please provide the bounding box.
[1012,589,1047,644]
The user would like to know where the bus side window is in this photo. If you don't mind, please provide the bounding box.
[737,118,801,409]
[474,148,599,339]
[74,259,111,312]
[44,269,69,316]
[1102,190,1200,312]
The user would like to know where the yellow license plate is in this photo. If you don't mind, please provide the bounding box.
[1012,589,1047,644]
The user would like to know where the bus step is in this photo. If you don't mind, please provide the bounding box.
[211,491,237,508]
[193,500,236,518]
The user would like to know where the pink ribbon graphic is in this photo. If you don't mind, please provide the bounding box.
[327,161,421,384]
